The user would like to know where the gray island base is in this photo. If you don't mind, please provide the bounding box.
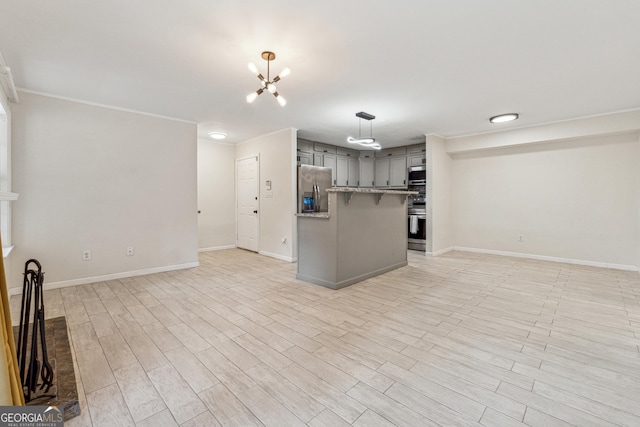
[296,188,417,289]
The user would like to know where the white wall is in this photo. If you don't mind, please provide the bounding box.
[9,92,198,291]
[197,139,235,250]
[235,128,297,261]
[427,135,454,254]
[451,132,640,269]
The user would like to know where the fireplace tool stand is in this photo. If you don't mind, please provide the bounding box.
[16,259,54,402]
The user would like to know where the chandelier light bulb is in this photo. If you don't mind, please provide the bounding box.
[267,83,277,93]
[248,62,259,74]
[246,92,258,103]
[277,95,287,106]
[279,68,291,78]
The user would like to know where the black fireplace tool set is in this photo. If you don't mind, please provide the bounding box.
[16,259,54,402]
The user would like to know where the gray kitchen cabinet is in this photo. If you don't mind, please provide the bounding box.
[297,139,313,165]
[375,156,407,188]
[359,157,375,187]
[298,139,313,153]
[375,146,407,157]
[325,154,337,185]
[389,156,407,187]
[297,151,312,165]
[407,143,426,166]
[336,156,348,186]
[348,157,359,187]
[407,143,425,154]
[375,158,390,187]
[313,142,337,154]
[336,155,360,186]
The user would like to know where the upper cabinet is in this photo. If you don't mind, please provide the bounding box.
[297,139,313,165]
[313,142,337,154]
[407,143,426,166]
[335,147,359,187]
[374,156,407,188]
[297,139,421,189]
[359,152,375,188]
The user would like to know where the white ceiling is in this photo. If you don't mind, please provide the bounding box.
[1,1,639,148]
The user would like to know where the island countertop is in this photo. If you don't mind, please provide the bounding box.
[326,187,418,195]
[295,188,418,220]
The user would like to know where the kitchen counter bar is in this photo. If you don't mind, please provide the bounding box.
[297,187,417,289]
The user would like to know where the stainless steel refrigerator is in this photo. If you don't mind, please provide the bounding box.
[297,165,333,213]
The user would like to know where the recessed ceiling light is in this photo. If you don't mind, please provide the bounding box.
[490,113,519,123]
[208,132,228,140]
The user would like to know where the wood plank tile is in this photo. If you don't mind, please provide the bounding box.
[164,346,219,394]
[198,383,262,427]
[353,409,398,427]
[232,332,293,371]
[237,385,306,427]
[378,362,486,422]
[87,383,135,427]
[179,410,221,427]
[75,348,116,394]
[147,364,208,424]
[284,346,359,392]
[313,345,394,392]
[479,408,527,426]
[384,382,483,427]
[245,363,326,423]
[307,409,352,427]
[113,362,167,423]
[496,382,618,427]
[194,346,255,394]
[347,382,436,427]
[99,332,138,371]
[279,363,366,424]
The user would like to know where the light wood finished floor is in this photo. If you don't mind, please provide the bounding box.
[10,249,640,426]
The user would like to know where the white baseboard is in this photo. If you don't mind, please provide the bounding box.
[258,250,295,263]
[8,261,200,296]
[453,246,639,272]
[427,247,454,256]
[198,245,236,253]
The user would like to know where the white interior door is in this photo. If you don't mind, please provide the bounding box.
[237,156,258,252]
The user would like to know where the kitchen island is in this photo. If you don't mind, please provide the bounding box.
[297,187,417,289]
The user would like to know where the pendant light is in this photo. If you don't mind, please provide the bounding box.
[246,51,289,106]
[347,112,381,150]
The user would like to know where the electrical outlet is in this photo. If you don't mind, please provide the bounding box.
[518,235,525,242]
[82,250,91,261]
[126,246,134,256]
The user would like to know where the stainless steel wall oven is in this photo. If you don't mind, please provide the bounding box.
[407,166,427,251]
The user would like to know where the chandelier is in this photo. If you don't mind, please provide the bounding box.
[246,51,289,106]
[347,112,381,150]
